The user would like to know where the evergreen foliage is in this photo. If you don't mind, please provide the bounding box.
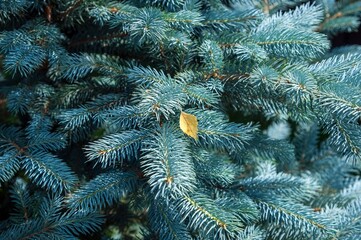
[1,0,361,239]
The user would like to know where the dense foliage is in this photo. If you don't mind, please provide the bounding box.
[1,0,361,239]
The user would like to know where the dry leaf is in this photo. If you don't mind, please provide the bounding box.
[179,111,198,140]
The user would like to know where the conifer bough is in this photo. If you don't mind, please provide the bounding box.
[1,0,361,239]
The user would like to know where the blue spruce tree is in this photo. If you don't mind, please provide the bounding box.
[1,0,361,239]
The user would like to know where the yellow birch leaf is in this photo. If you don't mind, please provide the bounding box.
[179,111,198,140]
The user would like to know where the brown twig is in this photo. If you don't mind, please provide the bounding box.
[58,0,84,21]
[316,12,343,32]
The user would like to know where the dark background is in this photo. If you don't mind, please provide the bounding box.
[332,28,361,47]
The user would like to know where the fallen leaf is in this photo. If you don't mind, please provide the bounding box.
[179,111,198,140]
